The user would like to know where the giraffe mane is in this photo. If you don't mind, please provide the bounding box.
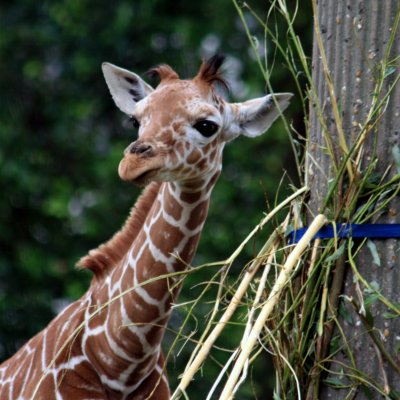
[76,181,162,275]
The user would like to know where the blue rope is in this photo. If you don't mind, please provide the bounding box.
[288,224,400,244]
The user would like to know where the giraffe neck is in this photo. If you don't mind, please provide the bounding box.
[83,170,221,394]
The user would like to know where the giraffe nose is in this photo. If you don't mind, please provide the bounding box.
[126,141,154,156]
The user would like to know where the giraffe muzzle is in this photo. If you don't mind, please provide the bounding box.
[119,141,164,185]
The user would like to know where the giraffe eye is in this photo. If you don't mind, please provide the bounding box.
[129,116,140,129]
[193,120,219,138]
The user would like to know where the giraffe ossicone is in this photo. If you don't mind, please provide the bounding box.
[0,55,292,399]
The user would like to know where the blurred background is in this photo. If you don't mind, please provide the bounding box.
[0,1,312,398]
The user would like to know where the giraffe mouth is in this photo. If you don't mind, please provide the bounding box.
[118,152,165,185]
[131,168,159,186]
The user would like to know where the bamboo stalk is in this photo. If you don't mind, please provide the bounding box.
[171,189,307,399]
[219,214,327,400]
[224,186,307,266]
[205,245,278,400]
[172,232,281,399]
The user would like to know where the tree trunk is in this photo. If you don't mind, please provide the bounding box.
[307,1,400,398]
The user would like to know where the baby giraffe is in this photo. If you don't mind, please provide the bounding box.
[0,55,291,399]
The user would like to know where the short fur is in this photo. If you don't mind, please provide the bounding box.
[77,181,162,275]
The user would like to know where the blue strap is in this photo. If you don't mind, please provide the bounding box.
[288,224,400,244]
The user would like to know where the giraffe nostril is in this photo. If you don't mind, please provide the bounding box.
[137,145,152,154]
[128,141,154,155]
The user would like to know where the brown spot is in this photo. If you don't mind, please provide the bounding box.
[0,382,11,398]
[179,234,201,262]
[181,166,192,175]
[171,121,185,135]
[149,217,185,257]
[195,158,208,171]
[175,141,185,158]
[127,290,161,325]
[180,190,202,204]
[206,171,221,191]
[129,353,171,398]
[187,200,209,230]
[85,332,130,377]
[9,354,34,397]
[136,246,170,301]
[119,328,145,360]
[58,363,103,399]
[145,319,169,348]
[126,353,159,387]
[130,231,147,259]
[187,150,202,165]
[86,303,107,332]
[202,143,212,153]
[108,300,146,358]
[30,375,56,399]
[209,148,217,161]
[121,262,134,285]
[163,192,183,220]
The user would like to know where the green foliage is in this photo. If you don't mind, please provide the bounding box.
[0,1,311,398]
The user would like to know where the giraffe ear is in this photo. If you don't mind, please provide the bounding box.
[102,63,154,115]
[226,93,293,140]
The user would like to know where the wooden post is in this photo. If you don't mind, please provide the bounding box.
[307,1,400,398]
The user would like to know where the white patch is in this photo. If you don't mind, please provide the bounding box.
[58,355,86,370]
[102,63,154,116]
[222,93,293,141]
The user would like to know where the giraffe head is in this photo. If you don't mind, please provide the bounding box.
[102,55,292,187]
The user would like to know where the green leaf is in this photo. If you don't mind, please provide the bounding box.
[366,240,381,266]
[364,292,380,307]
[384,66,397,78]
[325,242,346,263]
[323,377,344,387]
[365,280,381,293]
[330,335,340,353]
[365,308,374,326]
[361,383,374,399]
[389,389,400,399]
[383,312,399,319]
[339,301,354,325]
[273,391,281,400]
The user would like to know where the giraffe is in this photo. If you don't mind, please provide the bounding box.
[0,55,292,399]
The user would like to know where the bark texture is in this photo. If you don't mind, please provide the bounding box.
[307,1,400,398]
